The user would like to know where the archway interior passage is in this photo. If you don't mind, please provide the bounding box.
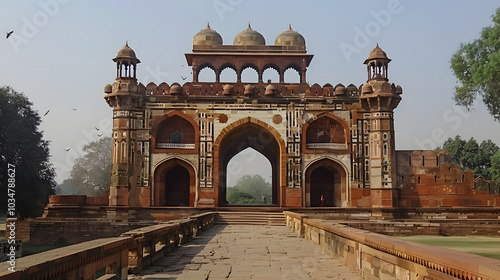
[226,147,272,205]
[164,165,190,206]
[219,123,280,206]
[310,167,334,207]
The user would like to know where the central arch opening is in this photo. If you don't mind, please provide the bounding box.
[218,122,280,206]
[226,148,272,205]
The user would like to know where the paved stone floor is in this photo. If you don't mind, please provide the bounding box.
[130,225,362,280]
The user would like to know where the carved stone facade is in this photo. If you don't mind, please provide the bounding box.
[104,24,405,208]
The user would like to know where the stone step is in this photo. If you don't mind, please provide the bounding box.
[215,212,285,226]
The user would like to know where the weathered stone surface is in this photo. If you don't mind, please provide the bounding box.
[134,225,362,279]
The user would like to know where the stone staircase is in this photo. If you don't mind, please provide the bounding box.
[214,211,286,226]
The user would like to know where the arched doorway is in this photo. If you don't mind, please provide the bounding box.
[214,118,284,206]
[164,165,190,206]
[305,158,347,207]
[153,158,196,206]
[309,167,335,207]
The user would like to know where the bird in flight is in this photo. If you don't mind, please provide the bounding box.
[97,133,103,137]
[6,31,13,38]
[181,76,187,80]
[72,108,77,111]
[181,64,185,67]
[65,148,71,151]
[95,127,99,131]
[44,110,50,116]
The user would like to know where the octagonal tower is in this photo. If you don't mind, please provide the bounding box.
[360,45,403,208]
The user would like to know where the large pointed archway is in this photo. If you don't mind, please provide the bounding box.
[214,117,286,206]
[304,158,348,207]
[153,158,196,206]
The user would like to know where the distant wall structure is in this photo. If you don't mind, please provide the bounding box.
[396,150,500,207]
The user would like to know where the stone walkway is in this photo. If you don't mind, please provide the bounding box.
[131,225,362,280]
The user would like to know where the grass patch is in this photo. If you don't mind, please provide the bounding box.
[402,235,500,260]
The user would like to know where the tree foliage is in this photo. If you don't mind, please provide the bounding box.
[450,7,500,121]
[0,86,56,218]
[226,174,271,204]
[57,137,112,196]
[443,136,499,179]
[491,151,500,182]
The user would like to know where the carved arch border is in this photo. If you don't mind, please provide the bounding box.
[303,156,350,207]
[152,156,197,207]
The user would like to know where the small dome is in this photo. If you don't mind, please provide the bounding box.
[233,24,265,46]
[114,42,140,63]
[244,84,254,95]
[104,84,112,93]
[274,25,305,46]
[193,23,223,46]
[170,83,182,95]
[223,84,233,95]
[361,83,373,94]
[364,44,391,64]
[265,84,276,95]
[335,85,346,96]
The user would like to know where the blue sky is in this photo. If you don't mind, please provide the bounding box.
[1,0,500,183]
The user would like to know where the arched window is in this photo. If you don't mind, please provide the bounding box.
[156,115,195,149]
[306,117,346,149]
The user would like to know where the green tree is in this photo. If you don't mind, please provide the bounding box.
[0,86,56,218]
[443,136,499,179]
[227,174,271,204]
[226,189,259,204]
[491,151,500,182]
[450,7,500,121]
[59,137,112,196]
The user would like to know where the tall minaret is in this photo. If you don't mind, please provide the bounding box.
[359,45,403,207]
[104,43,143,207]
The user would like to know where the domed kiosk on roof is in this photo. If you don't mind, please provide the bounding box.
[193,23,223,46]
[233,23,265,46]
[365,44,391,62]
[113,42,140,63]
[274,25,305,47]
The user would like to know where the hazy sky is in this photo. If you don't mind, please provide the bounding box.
[1,0,500,183]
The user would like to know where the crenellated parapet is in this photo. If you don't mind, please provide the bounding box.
[140,81,362,103]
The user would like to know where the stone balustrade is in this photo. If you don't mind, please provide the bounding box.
[284,211,500,280]
[0,212,215,280]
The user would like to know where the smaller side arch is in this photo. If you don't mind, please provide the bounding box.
[304,157,349,207]
[152,157,197,207]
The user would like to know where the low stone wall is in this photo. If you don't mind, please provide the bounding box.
[284,211,500,280]
[0,212,215,280]
[13,219,154,244]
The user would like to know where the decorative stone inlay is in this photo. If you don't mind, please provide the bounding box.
[272,114,283,124]
[219,114,228,123]
[306,143,347,149]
